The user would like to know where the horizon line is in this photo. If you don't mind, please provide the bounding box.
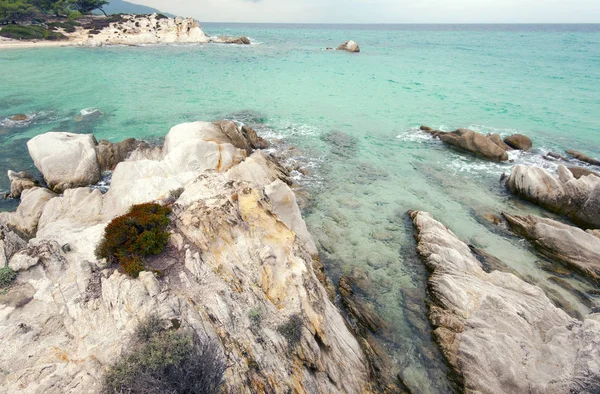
[197,21,600,25]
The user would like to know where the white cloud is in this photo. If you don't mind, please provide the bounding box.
[127,0,600,23]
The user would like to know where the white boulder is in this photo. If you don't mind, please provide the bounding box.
[27,132,101,193]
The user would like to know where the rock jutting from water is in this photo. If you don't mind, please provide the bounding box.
[506,164,600,228]
[337,40,360,53]
[566,149,600,166]
[0,121,379,393]
[420,126,537,161]
[409,210,600,393]
[503,133,532,151]
[423,128,510,161]
[502,213,600,282]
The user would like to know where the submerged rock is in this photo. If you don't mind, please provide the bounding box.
[410,210,600,393]
[10,114,28,121]
[337,40,360,53]
[506,164,600,228]
[503,213,600,282]
[566,149,600,166]
[27,132,101,193]
[503,133,532,151]
[436,128,509,161]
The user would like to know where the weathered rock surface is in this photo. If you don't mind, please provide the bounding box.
[436,128,509,161]
[27,132,101,193]
[7,170,38,198]
[95,138,151,172]
[337,40,360,53]
[0,221,26,267]
[503,213,600,282]
[504,133,532,151]
[410,210,600,393]
[0,187,56,238]
[506,164,600,228]
[0,121,375,393]
[569,166,600,179]
[488,133,513,151]
[566,149,600,166]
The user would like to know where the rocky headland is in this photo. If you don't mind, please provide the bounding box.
[0,122,379,393]
[0,14,251,49]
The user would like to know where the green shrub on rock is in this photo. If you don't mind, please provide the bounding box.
[0,265,17,288]
[277,314,303,347]
[95,203,171,278]
[102,315,226,394]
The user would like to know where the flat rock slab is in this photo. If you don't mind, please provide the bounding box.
[503,213,600,282]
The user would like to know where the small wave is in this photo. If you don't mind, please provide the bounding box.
[80,107,102,117]
[90,171,112,193]
[396,127,440,143]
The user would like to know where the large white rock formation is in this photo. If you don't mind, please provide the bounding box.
[0,121,375,393]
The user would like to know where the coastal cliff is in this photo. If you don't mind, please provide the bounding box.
[0,122,375,393]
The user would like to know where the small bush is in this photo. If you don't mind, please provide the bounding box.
[0,25,66,40]
[0,266,17,288]
[0,25,44,39]
[248,308,261,326]
[103,315,226,394]
[95,203,171,278]
[155,13,168,20]
[277,314,303,347]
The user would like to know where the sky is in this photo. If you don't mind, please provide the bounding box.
[129,0,600,23]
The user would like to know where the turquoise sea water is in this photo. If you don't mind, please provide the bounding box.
[1,24,599,392]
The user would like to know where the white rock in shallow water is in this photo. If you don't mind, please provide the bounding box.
[27,132,101,193]
[507,164,600,228]
[410,210,600,393]
[337,40,360,53]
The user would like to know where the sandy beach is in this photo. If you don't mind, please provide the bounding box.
[0,38,79,49]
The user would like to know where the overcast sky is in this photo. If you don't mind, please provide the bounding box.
[129,0,600,23]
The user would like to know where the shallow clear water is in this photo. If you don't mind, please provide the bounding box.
[1,23,599,392]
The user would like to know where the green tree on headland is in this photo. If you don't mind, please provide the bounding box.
[0,0,38,24]
[0,0,109,23]
[71,0,108,15]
